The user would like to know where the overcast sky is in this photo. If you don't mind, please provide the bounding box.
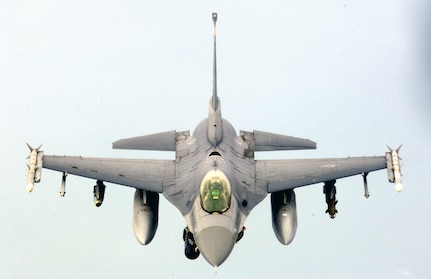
[1,1,430,278]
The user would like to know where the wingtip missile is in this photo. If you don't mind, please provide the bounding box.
[26,143,44,192]
[386,145,403,192]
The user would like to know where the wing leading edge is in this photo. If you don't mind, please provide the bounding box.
[43,155,175,193]
[256,156,386,193]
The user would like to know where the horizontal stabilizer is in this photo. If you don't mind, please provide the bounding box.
[113,131,177,151]
[245,130,316,151]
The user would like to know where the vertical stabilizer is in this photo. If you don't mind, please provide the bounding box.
[212,12,218,110]
[208,12,223,146]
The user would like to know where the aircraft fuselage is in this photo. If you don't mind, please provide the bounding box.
[163,116,266,266]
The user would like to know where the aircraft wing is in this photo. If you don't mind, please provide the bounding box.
[255,156,386,193]
[43,155,175,193]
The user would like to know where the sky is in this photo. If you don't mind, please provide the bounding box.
[1,1,430,278]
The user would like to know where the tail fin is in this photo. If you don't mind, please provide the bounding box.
[212,12,218,110]
[208,12,223,146]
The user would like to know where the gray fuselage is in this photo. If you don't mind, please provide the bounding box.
[163,115,267,266]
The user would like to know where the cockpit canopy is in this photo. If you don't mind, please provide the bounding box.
[200,170,232,214]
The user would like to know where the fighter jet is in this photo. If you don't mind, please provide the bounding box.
[26,13,403,268]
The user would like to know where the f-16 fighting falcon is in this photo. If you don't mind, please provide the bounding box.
[26,13,403,268]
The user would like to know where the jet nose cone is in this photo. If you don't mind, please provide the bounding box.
[196,226,236,267]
